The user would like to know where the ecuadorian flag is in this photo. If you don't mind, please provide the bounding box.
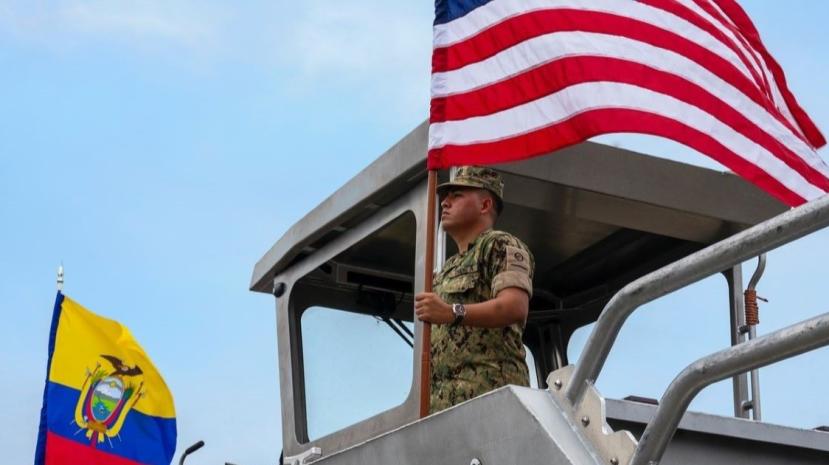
[34,292,177,465]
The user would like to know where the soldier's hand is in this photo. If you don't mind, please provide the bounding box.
[414,292,454,324]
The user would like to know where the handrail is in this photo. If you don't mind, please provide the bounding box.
[564,194,829,406]
[629,311,829,465]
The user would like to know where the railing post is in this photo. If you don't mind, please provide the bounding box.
[722,265,750,419]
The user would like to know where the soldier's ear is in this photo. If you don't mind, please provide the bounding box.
[483,192,501,222]
[479,193,494,215]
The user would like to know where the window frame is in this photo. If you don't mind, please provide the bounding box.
[274,185,428,458]
[296,210,418,441]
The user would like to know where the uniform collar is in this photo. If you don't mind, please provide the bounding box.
[459,228,492,255]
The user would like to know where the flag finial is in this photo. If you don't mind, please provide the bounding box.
[57,264,64,292]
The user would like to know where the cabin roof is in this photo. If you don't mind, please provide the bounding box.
[250,121,786,294]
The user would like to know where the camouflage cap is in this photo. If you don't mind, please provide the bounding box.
[437,166,504,213]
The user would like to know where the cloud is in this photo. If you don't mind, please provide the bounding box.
[0,1,434,98]
[274,1,434,108]
[0,1,435,124]
[291,4,428,75]
[0,1,227,57]
[63,2,212,44]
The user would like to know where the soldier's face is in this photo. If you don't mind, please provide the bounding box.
[440,188,486,231]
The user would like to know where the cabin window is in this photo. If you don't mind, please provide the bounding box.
[301,307,414,439]
[294,212,416,441]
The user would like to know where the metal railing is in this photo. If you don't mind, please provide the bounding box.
[629,311,829,465]
[564,194,829,406]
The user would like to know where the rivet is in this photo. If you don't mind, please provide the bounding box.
[553,379,563,390]
[470,459,482,465]
[610,458,619,465]
[581,416,590,426]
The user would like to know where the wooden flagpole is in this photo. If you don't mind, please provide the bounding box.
[420,169,438,417]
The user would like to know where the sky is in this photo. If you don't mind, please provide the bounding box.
[1,1,828,464]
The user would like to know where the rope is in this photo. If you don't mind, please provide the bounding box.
[744,289,760,326]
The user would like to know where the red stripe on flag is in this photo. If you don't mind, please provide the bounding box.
[690,0,772,98]
[45,432,146,465]
[428,108,805,206]
[431,56,829,191]
[711,0,825,148]
[639,0,772,108]
[433,8,788,132]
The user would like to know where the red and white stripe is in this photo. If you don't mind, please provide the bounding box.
[428,0,827,206]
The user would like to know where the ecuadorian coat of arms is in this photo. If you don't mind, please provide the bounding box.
[74,354,145,446]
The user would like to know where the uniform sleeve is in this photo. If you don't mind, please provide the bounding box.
[486,234,534,299]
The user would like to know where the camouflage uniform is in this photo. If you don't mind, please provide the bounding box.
[430,167,535,414]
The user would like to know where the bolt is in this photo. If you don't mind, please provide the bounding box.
[610,458,619,465]
[470,459,482,465]
[581,416,590,427]
[553,379,562,390]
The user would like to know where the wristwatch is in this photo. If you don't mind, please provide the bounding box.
[451,303,466,326]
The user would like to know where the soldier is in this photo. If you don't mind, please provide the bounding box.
[415,166,535,413]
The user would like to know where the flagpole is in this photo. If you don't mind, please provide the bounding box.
[420,169,438,417]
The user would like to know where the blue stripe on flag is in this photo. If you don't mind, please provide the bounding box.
[45,382,177,465]
[34,291,64,465]
[435,0,496,25]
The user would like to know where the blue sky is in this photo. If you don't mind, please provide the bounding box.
[1,1,828,464]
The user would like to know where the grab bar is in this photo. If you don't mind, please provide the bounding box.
[630,311,829,465]
[565,194,829,406]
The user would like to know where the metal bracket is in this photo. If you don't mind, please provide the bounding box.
[283,447,322,465]
[548,365,637,465]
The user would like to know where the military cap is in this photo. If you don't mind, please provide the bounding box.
[437,166,504,214]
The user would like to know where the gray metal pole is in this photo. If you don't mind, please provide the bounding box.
[564,193,829,406]
[748,326,762,420]
[722,266,749,419]
[745,254,767,421]
[57,264,64,292]
[746,254,767,290]
[630,311,829,465]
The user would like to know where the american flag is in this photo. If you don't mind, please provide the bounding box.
[428,0,828,206]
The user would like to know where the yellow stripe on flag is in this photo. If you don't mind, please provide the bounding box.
[49,297,176,418]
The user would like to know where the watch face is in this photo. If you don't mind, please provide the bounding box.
[452,303,465,326]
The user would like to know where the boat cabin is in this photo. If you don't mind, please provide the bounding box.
[251,121,829,465]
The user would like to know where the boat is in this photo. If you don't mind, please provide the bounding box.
[251,121,829,465]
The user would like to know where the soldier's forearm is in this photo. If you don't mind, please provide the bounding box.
[462,288,528,328]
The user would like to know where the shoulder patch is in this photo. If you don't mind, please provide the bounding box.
[505,245,530,273]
